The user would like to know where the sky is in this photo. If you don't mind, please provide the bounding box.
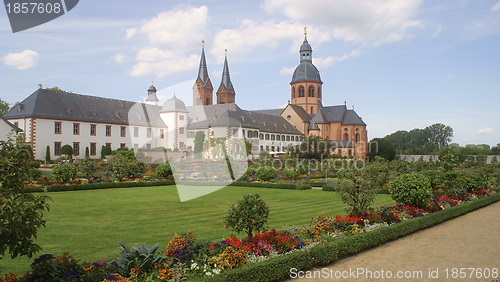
[1,0,499,147]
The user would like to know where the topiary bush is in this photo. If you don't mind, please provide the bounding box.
[297,184,312,190]
[390,173,432,208]
[51,163,78,183]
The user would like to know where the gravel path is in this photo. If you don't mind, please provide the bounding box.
[281,201,500,282]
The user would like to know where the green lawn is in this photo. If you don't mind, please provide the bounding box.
[0,185,395,275]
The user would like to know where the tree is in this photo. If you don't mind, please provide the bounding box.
[426,123,453,149]
[155,163,173,179]
[101,145,112,158]
[0,98,10,116]
[52,164,77,183]
[193,131,205,159]
[390,173,432,208]
[109,154,147,181]
[367,138,396,161]
[223,194,269,242]
[46,86,65,92]
[79,158,98,178]
[60,144,73,160]
[85,147,90,159]
[0,133,51,259]
[45,145,51,164]
[492,143,500,155]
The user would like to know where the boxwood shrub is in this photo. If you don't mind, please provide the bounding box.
[193,193,500,282]
[24,180,176,193]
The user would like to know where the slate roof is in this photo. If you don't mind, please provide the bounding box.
[291,62,322,83]
[160,95,189,113]
[251,108,283,116]
[342,110,366,126]
[3,89,166,127]
[187,103,303,135]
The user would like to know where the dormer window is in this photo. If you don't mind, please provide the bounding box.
[115,112,121,118]
[91,110,97,116]
[66,106,72,113]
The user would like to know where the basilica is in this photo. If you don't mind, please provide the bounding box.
[3,32,368,160]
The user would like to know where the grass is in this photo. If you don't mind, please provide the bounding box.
[0,185,395,275]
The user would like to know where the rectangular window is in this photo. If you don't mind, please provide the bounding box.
[179,127,184,134]
[260,145,263,151]
[105,125,111,136]
[13,122,18,127]
[73,142,80,156]
[134,143,139,148]
[90,143,96,156]
[54,122,61,134]
[134,127,139,137]
[247,131,252,138]
[160,129,165,139]
[179,115,184,120]
[120,126,126,137]
[265,146,269,151]
[179,142,185,148]
[54,142,61,155]
[73,123,80,135]
[187,131,196,138]
[147,128,152,138]
[90,124,96,136]
[146,144,151,149]
[120,143,126,149]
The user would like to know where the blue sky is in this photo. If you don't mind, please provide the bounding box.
[1,0,499,147]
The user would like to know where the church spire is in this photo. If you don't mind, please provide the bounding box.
[145,81,159,106]
[220,49,233,91]
[216,49,235,104]
[193,40,214,106]
[197,40,209,86]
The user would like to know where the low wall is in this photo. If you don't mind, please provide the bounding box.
[398,155,499,164]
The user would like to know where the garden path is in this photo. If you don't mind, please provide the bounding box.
[282,201,500,282]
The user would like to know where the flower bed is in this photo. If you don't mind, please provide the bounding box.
[2,188,498,282]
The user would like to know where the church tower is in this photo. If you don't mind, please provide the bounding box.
[145,83,159,106]
[216,50,236,104]
[193,41,214,106]
[290,28,323,115]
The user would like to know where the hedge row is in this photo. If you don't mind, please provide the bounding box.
[24,180,176,193]
[230,182,297,190]
[195,192,500,282]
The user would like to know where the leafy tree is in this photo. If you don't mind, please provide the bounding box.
[193,131,205,159]
[46,86,65,92]
[60,144,73,160]
[101,145,112,158]
[492,143,500,155]
[426,123,453,149]
[79,158,98,178]
[45,145,51,164]
[223,194,269,242]
[112,147,136,161]
[52,164,77,183]
[255,166,277,181]
[109,154,147,181]
[0,133,51,259]
[156,163,173,179]
[390,173,432,208]
[0,98,10,116]
[367,138,396,161]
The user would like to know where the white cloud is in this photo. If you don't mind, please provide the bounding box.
[125,5,210,77]
[111,53,126,64]
[2,50,40,70]
[477,128,494,134]
[280,67,295,75]
[211,20,332,61]
[262,0,424,47]
[491,1,500,12]
[314,49,362,69]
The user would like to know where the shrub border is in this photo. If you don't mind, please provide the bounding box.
[195,192,500,282]
[23,180,176,193]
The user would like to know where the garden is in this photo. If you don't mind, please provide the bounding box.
[1,135,500,281]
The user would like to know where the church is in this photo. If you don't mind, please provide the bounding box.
[3,32,368,160]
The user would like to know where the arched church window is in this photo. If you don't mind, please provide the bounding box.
[292,87,295,99]
[355,133,360,143]
[298,86,305,97]
[344,133,349,141]
[308,86,315,97]
[310,106,314,114]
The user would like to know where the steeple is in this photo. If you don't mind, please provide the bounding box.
[300,27,313,63]
[145,81,159,106]
[197,40,209,86]
[193,40,214,106]
[216,49,236,104]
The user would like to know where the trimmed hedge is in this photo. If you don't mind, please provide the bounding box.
[194,193,500,282]
[230,182,297,190]
[24,180,176,193]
